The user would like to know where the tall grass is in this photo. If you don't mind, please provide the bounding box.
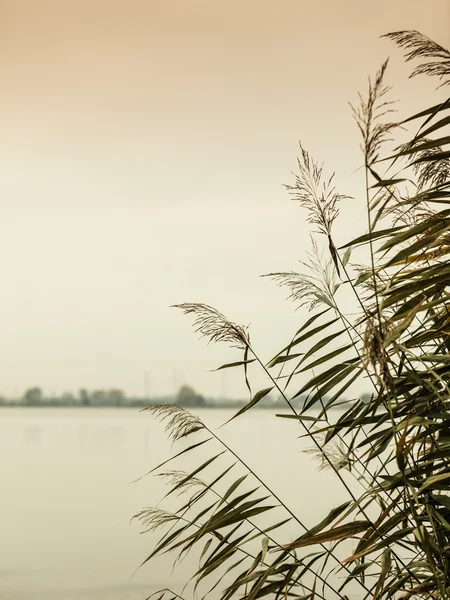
[135,31,450,600]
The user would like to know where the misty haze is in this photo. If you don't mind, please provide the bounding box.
[2,1,450,599]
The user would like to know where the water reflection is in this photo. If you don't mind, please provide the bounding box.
[0,407,345,599]
[24,425,42,447]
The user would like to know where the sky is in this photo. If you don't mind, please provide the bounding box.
[0,0,449,399]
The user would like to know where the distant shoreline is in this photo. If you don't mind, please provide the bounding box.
[0,402,349,411]
[0,402,281,410]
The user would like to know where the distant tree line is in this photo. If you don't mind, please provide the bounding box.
[20,387,128,406]
[0,384,369,408]
[12,384,209,407]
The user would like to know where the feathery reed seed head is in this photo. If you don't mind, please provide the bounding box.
[133,507,179,531]
[173,303,250,350]
[286,144,349,236]
[385,30,450,85]
[147,403,205,442]
[304,430,351,472]
[351,60,397,164]
[157,470,207,495]
[265,239,337,311]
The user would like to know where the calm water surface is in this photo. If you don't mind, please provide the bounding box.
[0,407,348,599]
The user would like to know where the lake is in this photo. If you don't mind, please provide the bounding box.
[0,407,352,599]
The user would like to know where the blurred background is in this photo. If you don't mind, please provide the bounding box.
[0,0,448,400]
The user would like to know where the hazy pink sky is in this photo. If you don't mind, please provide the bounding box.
[0,0,449,398]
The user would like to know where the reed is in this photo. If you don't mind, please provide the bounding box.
[136,31,450,600]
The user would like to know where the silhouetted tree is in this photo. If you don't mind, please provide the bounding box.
[176,385,205,407]
[108,389,125,406]
[79,388,90,406]
[90,388,126,406]
[23,387,43,405]
[60,392,75,405]
[91,390,107,405]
